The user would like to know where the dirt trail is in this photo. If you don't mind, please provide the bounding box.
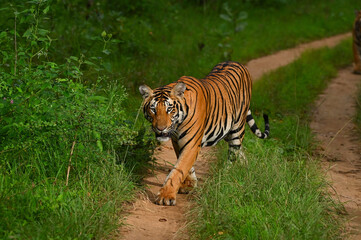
[119,142,212,240]
[118,32,351,240]
[311,68,361,239]
[247,32,351,80]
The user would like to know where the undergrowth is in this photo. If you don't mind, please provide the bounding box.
[0,2,153,239]
[188,39,352,239]
[0,0,358,92]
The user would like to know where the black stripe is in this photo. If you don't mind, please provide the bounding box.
[228,145,241,149]
[250,123,258,133]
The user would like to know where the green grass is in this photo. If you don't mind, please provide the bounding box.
[1,162,136,239]
[0,2,155,238]
[118,0,359,92]
[188,39,352,239]
[0,76,154,239]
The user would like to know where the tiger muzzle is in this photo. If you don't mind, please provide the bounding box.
[153,127,172,142]
[155,132,171,142]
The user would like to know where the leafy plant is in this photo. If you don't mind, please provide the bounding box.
[0,1,154,238]
[217,2,248,60]
[220,2,248,33]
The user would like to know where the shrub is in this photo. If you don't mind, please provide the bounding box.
[0,1,153,238]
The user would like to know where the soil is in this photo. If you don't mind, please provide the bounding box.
[311,68,361,239]
[118,32,355,240]
[118,142,213,240]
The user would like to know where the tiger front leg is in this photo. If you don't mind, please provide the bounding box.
[155,169,187,206]
[156,145,201,206]
[156,171,182,206]
[178,167,197,194]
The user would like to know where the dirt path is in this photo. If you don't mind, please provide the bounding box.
[118,32,351,240]
[247,32,351,80]
[119,142,212,240]
[311,68,361,239]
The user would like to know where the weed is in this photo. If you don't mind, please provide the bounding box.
[0,1,153,238]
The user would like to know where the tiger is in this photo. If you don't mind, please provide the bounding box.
[139,61,269,206]
[353,9,361,74]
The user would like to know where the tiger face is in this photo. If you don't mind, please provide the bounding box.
[139,83,186,142]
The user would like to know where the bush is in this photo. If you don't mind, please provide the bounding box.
[0,1,153,238]
[0,0,136,182]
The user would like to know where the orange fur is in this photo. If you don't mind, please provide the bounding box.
[139,62,268,206]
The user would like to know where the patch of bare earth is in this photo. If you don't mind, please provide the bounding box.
[118,142,213,240]
[118,32,351,240]
[311,68,361,239]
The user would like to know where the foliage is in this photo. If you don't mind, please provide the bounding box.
[1,0,358,92]
[0,1,153,239]
[217,2,248,60]
[188,39,352,239]
[219,3,248,34]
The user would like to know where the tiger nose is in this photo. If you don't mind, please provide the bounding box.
[156,126,166,132]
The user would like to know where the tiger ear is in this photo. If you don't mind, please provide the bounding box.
[139,85,153,99]
[172,82,186,98]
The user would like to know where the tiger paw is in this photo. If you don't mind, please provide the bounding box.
[178,167,198,194]
[178,179,197,194]
[155,185,177,206]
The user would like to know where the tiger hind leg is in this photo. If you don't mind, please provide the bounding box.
[225,125,247,164]
[228,145,247,165]
[178,167,197,194]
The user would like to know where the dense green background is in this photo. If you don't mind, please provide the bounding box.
[0,0,358,91]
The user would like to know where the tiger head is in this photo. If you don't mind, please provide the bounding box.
[139,82,187,142]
